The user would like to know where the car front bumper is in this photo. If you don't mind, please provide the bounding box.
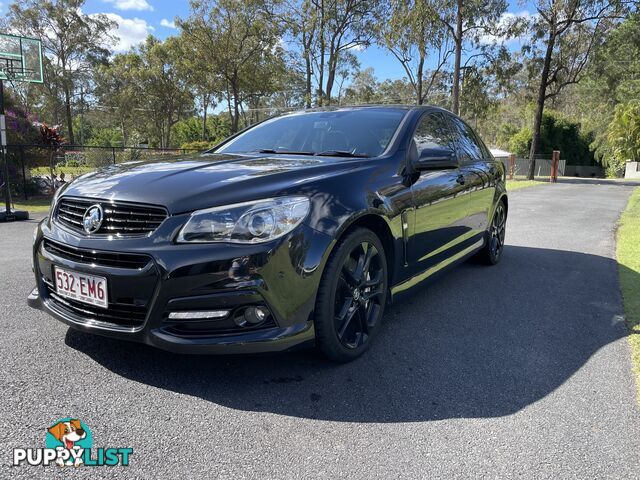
[27,216,334,354]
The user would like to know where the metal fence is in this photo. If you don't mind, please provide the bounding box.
[2,145,571,204]
[1,144,201,200]
[494,155,567,179]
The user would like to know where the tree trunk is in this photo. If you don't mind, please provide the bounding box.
[416,55,425,105]
[305,49,313,108]
[527,31,556,180]
[165,119,172,149]
[202,94,209,141]
[325,50,337,105]
[303,28,313,109]
[63,81,75,145]
[121,120,128,146]
[451,0,463,115]
[231,82,240,133]
[225,86,233,129]
[317,0,326,106]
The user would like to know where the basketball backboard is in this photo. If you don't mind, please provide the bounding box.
[0,33,43,84]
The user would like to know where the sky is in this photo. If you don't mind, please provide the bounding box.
[0,0,536,82]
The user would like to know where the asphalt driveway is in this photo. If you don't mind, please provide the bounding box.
[2,179,640,478]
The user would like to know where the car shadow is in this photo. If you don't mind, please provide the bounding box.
[64,245,633,422]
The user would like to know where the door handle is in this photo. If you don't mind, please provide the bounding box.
[456,174,465,185]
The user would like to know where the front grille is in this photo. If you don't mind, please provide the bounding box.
[43,281,147,328]
[56,197,168,236]
[43,239,151,269]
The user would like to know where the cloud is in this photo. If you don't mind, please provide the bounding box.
[103,0,153,12]
[160,18,176,29]
[478,11,535,45]
[101,13,154,52]
[347,44,366,52]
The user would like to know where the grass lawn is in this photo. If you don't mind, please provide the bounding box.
[617,187,640,404]
[507,179,546,191]
[11,197,52,213]
[30,166,96,178]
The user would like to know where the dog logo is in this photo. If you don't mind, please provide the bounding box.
[46,418,92,467]
[82,204,103,234]
[13,418,132,467]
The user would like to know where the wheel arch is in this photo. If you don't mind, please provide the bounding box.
[500,193,508,213]
[327,213,397,287]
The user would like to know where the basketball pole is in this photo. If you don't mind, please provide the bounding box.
[0,78,12,217]
[0,79,27,222]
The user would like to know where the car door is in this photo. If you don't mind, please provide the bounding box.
[407,111,474,277]
[446,115,497,235]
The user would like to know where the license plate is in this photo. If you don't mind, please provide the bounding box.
[54,266,108,309]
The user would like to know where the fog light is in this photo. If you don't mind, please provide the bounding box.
[168,310,229,320]
[234,306,269,327]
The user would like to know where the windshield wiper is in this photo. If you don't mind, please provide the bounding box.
[315,150,370,158]
[253,148,315,155]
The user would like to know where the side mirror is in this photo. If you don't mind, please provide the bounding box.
[413,145,458,170]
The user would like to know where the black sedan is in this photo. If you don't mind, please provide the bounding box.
[28,106,507,362]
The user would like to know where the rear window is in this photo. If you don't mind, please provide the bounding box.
[215,109,407,158]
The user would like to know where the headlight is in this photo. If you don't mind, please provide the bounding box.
[176,196,310,244]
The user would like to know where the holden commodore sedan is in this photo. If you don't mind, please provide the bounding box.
[28,106,507,362]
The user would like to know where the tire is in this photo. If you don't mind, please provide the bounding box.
[314,227,388,362]
[476,199,507,265]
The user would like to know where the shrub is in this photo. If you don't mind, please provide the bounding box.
[505,111,594,164]
[180,140,216,151]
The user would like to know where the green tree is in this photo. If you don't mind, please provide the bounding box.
[173,32,225,141]
[578,13,640,167]
[342,67,380,104]
[600,101,640,176]
[508,110,594,165]
[267,0,319,108]
[86,127,124,147]
[172,115,231,147]
[525,0,629,179]
[94,52,144,146]
[7,0,115,144]
[179,0,284,133]
[313,0,380,105]
[376,0,453,105]
[440,0,509,115]
[136,37,195,148]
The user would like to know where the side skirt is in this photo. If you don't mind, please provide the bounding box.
[389,236,485,302]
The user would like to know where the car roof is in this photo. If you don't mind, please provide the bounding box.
[281,104,454,116]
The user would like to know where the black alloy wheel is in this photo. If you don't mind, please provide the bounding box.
[489,202,507,262]
[315,228,388,362]
[477,200,507,265]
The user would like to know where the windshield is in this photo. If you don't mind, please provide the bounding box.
[214,108,407,158]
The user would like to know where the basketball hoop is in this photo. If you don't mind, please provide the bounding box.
[0,33,43,222]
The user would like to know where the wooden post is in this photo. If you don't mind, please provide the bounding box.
[551,150,560,183]
[508,154,515,180]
